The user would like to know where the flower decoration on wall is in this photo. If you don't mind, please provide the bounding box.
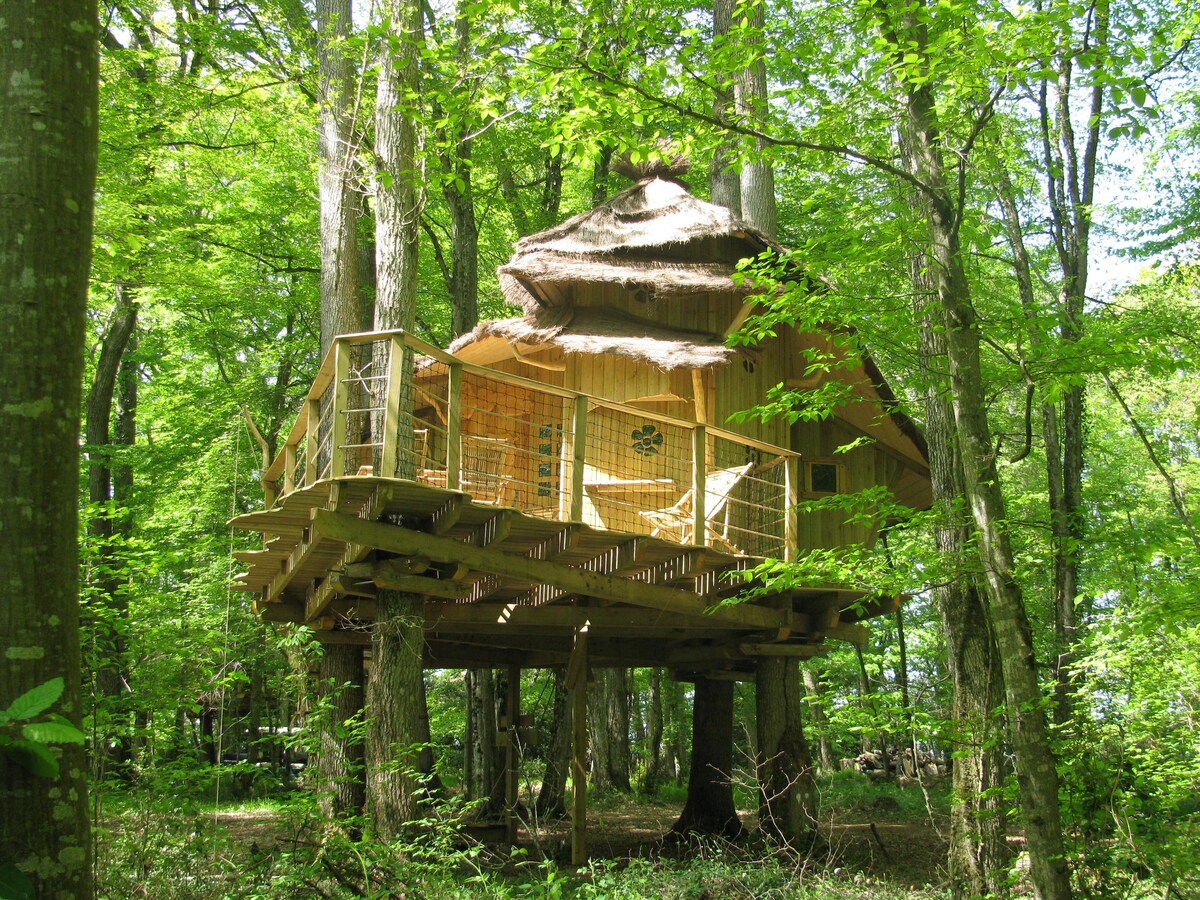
[631,424,664,455]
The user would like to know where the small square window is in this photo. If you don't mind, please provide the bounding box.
[805,460,844,495]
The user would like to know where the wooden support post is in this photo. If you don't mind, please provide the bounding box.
[305,397,320,485]
[784,455,800,562]
[568,394,588,522]
[380,335,405,479]
[446,363,463,491]
[504,664,521,844]
[330,340,350,478]
[691,425,707,546]
[567,624,589,866]
[283,442,297,496]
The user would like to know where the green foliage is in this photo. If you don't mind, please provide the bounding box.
[0,678,87,781]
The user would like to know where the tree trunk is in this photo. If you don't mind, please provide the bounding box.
[642,667,666,794]
[731,0,776,238]
[915,267,1010,897]
[673,678,742,837]
[536,668,572,819]
[368,0,425,839]
[317,0,361,355]
[317,643,366,818]
[755,657,816,845]
[801,667,837,775]
[465,668,501,813]
[879,3,1072,889]
[605,668,631,791]
[0,3,98,895]
[366,591,425,837]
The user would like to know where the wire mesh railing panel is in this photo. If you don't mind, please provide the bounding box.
[339,339,388,477]
[583,405,694,538]
[315,378,335,481]
[710,434,789,558]
[456,370,568,515]
[411,360,451,484]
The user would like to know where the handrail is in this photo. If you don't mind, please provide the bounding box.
[262,328,799,494]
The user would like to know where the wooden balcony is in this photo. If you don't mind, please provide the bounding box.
[231,330,893,675]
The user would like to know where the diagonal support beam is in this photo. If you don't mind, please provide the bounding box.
[311,509,786,629]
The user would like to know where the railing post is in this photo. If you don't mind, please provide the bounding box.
[691,425,706,546]
[330,340,350,478]
[567,394,588,522]
[785,455,800,561]
[380,335,405,479]
[283,442,296,496]
[446,362,463,490]
[304,397,319,486]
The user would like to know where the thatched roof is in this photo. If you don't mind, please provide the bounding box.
[498,177,783,313]
[449,306,742,371]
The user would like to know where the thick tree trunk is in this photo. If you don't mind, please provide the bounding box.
[317,643,366,818]
[317,0,361,354]
[368,0,425,840]
[731,0,775,238]
[673,678,742,837]
[605,668,631,791]
[801,667,837,775]
[755,657,816,845]
[0,4,98,894]
[536,668,572,819]
[366,591,425,837]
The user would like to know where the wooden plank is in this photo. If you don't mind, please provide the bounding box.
[311,509,786,628]
[569,394,587,522]
[446,364,462,490]
[304,397,320,485]
[330,341,350,478]
[691,426,706,545]
[428,604,746,632]
[431,495,465,536]
[346,565,472,600]
[738,642,829,658]
[380,335,405,478]
[784,455,800,562]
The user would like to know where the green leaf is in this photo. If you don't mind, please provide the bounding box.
[5,678,63,722]
[22,721,86,745]
[0,863,35,900]
[2,740,59,779]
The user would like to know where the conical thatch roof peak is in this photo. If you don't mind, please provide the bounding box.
[499,177,782,312]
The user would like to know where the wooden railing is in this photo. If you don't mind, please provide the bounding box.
[261,330,802,559]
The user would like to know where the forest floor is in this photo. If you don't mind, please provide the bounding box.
[96,773,964,897]
[149,775,957,898]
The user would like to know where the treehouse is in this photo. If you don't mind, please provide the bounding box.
[230,165,931,858]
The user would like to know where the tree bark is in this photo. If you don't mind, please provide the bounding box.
[536,668,572,819]
[366,591,424,837]
[673,678,742,837]
[317,643,366,818]
[317,0,361,355]
[0,1,98,894]
[642,667,667,793]
[755,657,816,845]
[368,0,426,839]
[801,667,837,775]
[465,667,502,813]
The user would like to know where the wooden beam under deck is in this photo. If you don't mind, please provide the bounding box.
[311,509,788,630]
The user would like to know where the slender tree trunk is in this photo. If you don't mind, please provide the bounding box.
[0,4,98,895]
[879,3,1071,886]
[642,667,666,793]
[673,678,742,837]
[536,668,572,819]
[588,673,613,792]
[801,667,837,775]
[914,260,1010,897]
[605,668,631,791]
[709,0,741,215]
[731,0,775,237]
[317,643,366,818]
[465,668,501,813]
[755,658,816,845]
[317,0,360,355]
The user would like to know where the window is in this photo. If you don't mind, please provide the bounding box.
[805,459,845,496]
